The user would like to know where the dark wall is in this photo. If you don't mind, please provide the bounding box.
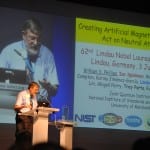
[0,0,150,27]
[0,123,150,150]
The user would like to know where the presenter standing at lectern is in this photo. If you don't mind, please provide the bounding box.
[14,81,39,146]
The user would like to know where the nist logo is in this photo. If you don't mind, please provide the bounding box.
[75,114,96,122]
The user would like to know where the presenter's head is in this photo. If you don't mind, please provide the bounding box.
[28,81,40,97]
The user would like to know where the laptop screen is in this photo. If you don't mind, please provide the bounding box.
[0,68,27,84]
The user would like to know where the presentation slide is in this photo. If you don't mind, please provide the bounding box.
[1,6,150,133]
[74,17,150,131]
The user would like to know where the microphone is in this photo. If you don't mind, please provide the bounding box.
[14,49,22,56]
[14,49,25,59]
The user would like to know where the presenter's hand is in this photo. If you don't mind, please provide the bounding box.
[25,104,32,109]
[14,104,31,112]
[38,79,50,89]
[39,79,58,97]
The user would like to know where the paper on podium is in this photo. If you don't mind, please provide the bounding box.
[19,107,59,117]
[37,107,60,113]
[36,107,60,118]
[18,109,35,117]
[20,108,30,113]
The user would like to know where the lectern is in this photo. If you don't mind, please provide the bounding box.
[59,120,75,150]
[49,120,76,150]
[20,107,59,145]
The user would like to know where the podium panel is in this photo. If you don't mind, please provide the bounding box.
[32,111,49,145]
[59,121,74,150]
